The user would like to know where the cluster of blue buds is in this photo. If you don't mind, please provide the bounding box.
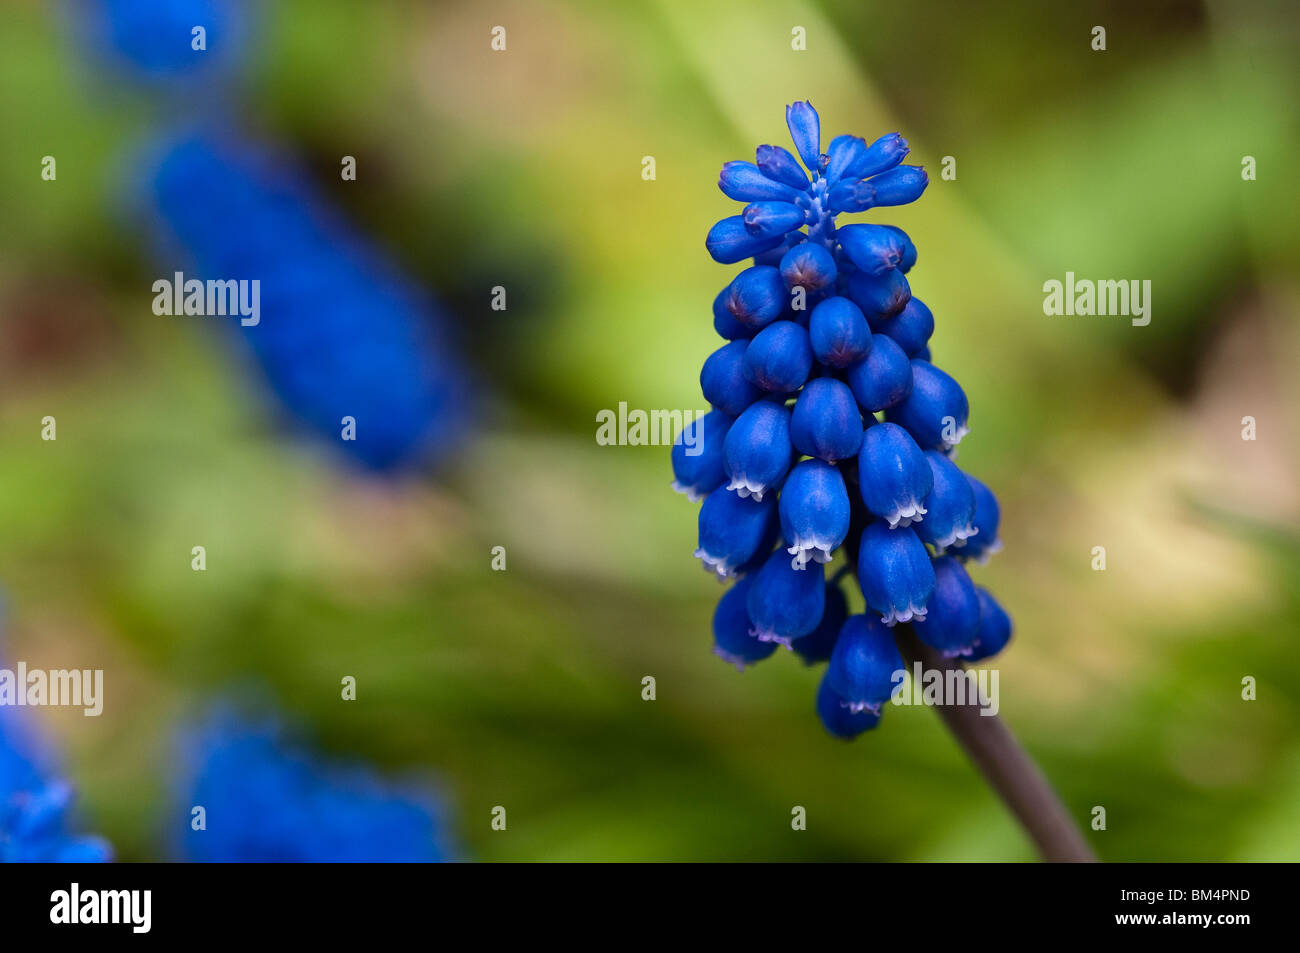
[674,102,1013,739]
[1,703,111,862]
[174,708,455,862]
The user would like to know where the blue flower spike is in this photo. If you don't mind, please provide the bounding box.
[679,104,1014,738]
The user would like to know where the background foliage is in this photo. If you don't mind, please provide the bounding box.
[1,0,1297,860]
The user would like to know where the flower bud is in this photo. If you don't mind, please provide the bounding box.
[712,577,779,671]
[837,224,908,276]
[695,485,777,577]
[784,101,822,172]
[706,215,785,264]
[827,614,904,714]
[718,160,799,203]
[816,673,882,738]
[724,265,787,329]
[856,520,935,625]
[743,201,806,239]
[914,451,977,552]
[780,459,851,568]
[889,360,969,451]
[755,144,811,191]
[671,409,732,501]
[779,242,837,294]
[877,297,933,356]
[954,474,1002,562]
[848,268,911,321]
[857,422,932,528]
[700,340,761,416]
[723,401,793,501]
[846,333,913,412]
[747,548,826,648]
[966,587,1013,662]
[790,378,863,463]
[868,165,928,206]
[809,296,872,368]
[911,556,980,657]
[742,321,813,393]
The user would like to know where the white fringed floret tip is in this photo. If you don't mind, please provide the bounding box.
[726,476,767,501]
[751,626,796,650]
[712,645,751,672]
[786,542,834,570]
[880,602,928,627]
[671,480,706,503]
[841,699,883,715]
[932,523,978,554]
[887,500,927,529]
[694,547,734,579]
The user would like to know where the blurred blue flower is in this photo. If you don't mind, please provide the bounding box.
[175,708,456,863]
[137,131,472,471]
[677,102,1014,738]
[1,704,111,863]
[76,0,247,84]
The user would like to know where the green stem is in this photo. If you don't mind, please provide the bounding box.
[894,626,1097,863]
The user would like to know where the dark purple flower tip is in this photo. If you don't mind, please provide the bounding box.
[848,268,911,323]
[756,144,811,191]
[827,179,876,214]
[785,101,822,172]
[718,160,800,203]
[712,286,757,340]
[837,224,909,277]
[846,333,913,413]
[706,215,785,264]
[724,265,787,329]
[867,165,929,206]
[743,201,806,239]
[779,242,837,294]
[877,297,934,356]
[851,133,910,180]
[966,586,1013,663]
[809,295,872,368]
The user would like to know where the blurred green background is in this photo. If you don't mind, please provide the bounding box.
[1,0,1298,861]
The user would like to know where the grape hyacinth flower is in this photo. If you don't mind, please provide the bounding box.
[1,701,111,863]
[675,101,1015,738]
[138,132,471,472]
[174,707,455,862]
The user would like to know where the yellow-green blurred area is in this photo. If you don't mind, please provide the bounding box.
[1,0,1298,861]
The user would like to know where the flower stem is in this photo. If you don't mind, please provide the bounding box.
[894,626,1097,863]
